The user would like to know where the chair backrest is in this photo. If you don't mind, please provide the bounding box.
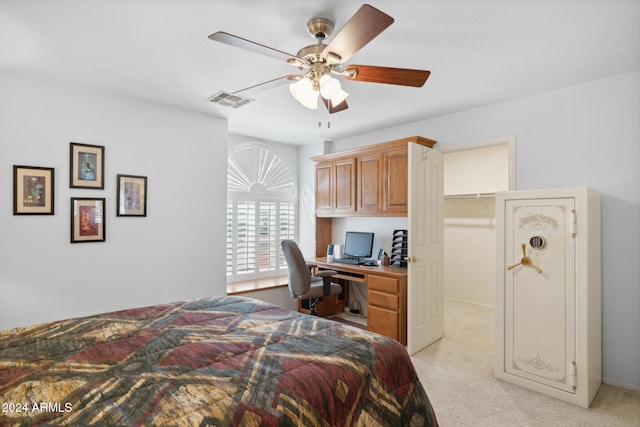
[281,239,311,297]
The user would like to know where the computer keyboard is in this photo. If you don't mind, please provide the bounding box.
[333,258,379,266]
[333,258,362,265]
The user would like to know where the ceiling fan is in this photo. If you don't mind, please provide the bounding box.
[208,4,430,114]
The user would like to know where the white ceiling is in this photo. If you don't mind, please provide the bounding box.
[1,0,638,145]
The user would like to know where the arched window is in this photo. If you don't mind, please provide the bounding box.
[226,143,297,282]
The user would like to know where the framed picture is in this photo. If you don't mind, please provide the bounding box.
[70,142,104,189]
[13,165,55,215]
[71,197,106,243]
[116,174,147,217]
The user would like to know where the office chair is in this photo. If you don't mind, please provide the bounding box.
[281,239,341,316]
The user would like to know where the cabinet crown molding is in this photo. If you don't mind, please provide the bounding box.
[310,136,436,162]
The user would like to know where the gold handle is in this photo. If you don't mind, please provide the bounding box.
[507,243,542,273]
[405,256,422,263]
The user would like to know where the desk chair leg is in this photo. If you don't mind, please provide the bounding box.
[309,277,332,316]
[309,297,324,316]
[309,298,317,316]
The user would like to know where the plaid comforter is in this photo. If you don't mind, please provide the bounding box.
[0,296,437,426]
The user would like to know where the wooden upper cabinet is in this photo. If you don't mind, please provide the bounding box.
[315,161,333,215]
[314,158,357,216]
[357,153,384,214]
[384,147,409,214]
[333,157,357,215]
[311,136,436,217]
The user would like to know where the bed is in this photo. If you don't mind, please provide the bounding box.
[0,295,437,426]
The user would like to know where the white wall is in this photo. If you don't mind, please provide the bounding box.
[444,198,496,305]
[331,217,408,261]
[297,142,325,257]
[299,72,640,390]
[235,287,298,312]
[441,142,511,306]
[444,144,511,195]
[0,72,229,329]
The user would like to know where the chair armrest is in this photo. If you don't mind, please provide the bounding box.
[306,263,318,269]
[315,269,338,296]
[315,270,337,277]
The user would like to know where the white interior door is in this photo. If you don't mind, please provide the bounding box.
[407,143,444,355]
[504,198,576,393]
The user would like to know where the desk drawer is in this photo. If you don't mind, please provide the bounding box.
[368,306,399,341]
[369,289,399,310]
[367,274,399,293]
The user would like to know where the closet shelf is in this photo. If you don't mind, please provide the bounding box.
[444,192,496,199]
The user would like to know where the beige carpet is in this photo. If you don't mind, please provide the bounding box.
[410,300,640,427]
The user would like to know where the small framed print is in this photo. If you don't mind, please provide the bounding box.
[13,165,55,215]
[70,142,104,189]
[117,174,147,217]
[71,197,105,243]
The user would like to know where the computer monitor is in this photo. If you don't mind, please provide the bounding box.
[343,231,374,259]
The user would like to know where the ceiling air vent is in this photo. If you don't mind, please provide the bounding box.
[207,91,253,108]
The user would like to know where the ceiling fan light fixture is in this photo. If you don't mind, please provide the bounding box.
[289,77,319,109]
[319,74,341,100]
[330,88,349,106]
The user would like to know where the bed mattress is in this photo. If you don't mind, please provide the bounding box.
[0,295,437,426]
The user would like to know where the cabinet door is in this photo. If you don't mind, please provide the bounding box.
[384,147,409,214]
[357,153,383,214]
[333,158,357,215]
[315,162,333,216]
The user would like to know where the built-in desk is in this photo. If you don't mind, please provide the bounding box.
[308,257,408,345]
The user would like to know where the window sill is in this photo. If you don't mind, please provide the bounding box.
[227,276,288,296]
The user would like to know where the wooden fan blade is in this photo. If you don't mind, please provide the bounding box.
[322,97,349,114]
[323,4,394,64]
[343,65,430,87]
[209,31,300,64]
[234,75,300,96]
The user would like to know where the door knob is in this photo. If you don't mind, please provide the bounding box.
[405,255,422,263]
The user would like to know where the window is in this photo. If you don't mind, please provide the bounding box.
[226,143,297,282]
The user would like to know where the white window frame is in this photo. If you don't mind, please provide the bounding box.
[226,143,297,282]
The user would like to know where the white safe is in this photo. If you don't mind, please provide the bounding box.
[495,187,601,408]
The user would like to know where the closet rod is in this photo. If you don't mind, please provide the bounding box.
[444,192,496,200]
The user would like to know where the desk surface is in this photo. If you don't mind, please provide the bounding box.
[309,257,408,278]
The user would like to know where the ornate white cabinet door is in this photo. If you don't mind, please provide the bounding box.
[495,187,601,408]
